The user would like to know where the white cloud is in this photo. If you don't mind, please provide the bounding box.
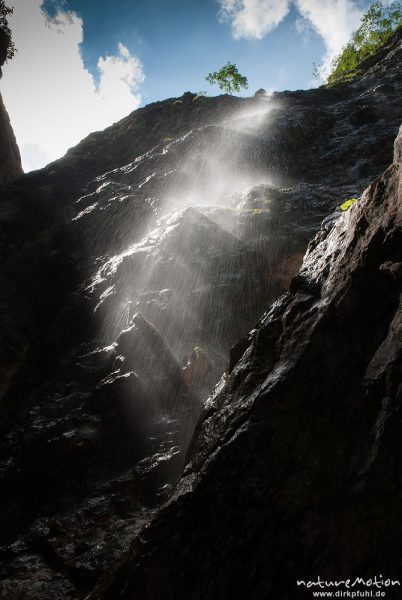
[295,0,363,66]
[2,0,144,172]
[217,0,364,76]
[219,0,291,40]
[97,43,144,116]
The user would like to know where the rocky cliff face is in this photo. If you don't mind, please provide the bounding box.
[0,92,22,187]
[97,118,402,600]
[0,29,401,600]
[0,34,23,188]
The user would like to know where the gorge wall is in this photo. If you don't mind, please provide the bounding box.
[0,91,22,187]
[98,108,402,600]
[0,29,22,188]
[0,28,401,600]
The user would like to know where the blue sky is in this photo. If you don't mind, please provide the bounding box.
[3,0,373,171]
[56,0,326,101]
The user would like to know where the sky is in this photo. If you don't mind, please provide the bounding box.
[1,0,376,172]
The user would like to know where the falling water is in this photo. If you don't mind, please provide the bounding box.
[72,94,307,490]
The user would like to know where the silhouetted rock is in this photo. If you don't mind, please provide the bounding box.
[0,92,22,187]
[0,31,22,187]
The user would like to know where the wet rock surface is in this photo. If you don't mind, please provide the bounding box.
[0,29,402,598]
[94,119,402,600]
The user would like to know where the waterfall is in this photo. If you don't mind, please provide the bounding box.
[68,95,310,487]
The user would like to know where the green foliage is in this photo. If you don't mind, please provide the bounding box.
[327,1,402,86]
[206,62,248,94]
[240,208,269,215]
[340,198,359,211]
[193,91,207,101]
[0,0,15,64]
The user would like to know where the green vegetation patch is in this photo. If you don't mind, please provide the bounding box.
[193,91,207,101]
[340,198,359,211]
[326,2,402,86]
[0,1,16,63]
[206,62,248,94]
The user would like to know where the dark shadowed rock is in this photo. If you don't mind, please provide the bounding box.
[92,112,402,600]
[0,92,22,187]
[0,31,22,187]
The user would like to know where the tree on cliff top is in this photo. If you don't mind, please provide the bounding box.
[326,1,402,86]
[206,62,248,94]
[0,0,15,69]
